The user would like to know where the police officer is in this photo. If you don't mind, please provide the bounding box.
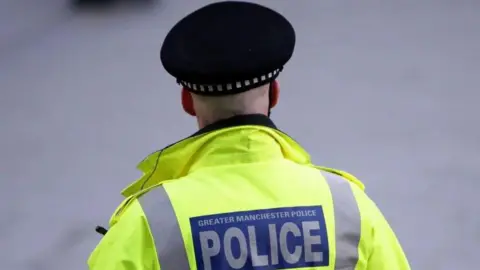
[88,1,410,269]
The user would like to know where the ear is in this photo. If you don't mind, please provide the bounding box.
[269,80,280,108]
[181,88,196,116]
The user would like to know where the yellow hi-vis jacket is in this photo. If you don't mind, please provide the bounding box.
[88,115,410,270]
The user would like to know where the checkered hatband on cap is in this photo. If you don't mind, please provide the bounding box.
[177,68,282,96]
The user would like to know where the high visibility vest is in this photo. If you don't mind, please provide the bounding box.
[91,114,409,270]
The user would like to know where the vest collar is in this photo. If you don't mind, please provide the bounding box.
[121,114,311,197]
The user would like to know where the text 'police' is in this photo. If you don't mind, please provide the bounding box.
[189,206,330,270]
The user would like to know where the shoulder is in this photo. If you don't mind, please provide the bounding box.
[88,198,159,270]
[317,167,381,227]
[316,166,365,190]
[321,168,402,259]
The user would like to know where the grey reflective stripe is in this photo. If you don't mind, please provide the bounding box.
[321,171,361,270]
[138,186,190,269]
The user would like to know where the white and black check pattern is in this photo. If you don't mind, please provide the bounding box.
[178,68,282,93]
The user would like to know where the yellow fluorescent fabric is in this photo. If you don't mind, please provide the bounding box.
[120,126,311,197]
[349,182,411,270]
[88,200,159,270]
[88,125,410,270]
[166,162,331,263]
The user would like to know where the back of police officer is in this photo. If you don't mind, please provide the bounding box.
[88,1,411,270]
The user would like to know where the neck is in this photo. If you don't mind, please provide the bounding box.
[193,114,277,137]
[197,111,269,129]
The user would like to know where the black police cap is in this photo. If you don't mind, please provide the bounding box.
[160,1,296,96]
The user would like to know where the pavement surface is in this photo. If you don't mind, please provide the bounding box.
[1,0,479,269]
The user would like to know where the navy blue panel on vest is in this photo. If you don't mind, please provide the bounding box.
[190,206,329,270]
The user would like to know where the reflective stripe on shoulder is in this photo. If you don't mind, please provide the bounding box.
[321,170,361,270]
[138,186,190,269]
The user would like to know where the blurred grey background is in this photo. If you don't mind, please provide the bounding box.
[1,0,479,269]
